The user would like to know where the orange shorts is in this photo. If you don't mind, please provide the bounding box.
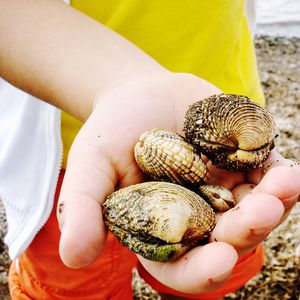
[9,170,264,299]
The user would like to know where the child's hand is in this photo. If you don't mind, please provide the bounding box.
[139,152,300,293]
[56,72,300,293]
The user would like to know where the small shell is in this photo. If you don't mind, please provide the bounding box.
[199,185,235,212]
[103,182,216,262]
[183,94,276,171]
[134,129,209,186]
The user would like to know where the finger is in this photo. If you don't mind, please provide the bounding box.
[138,242,238,294]
[247,150,300,185]
[57,133,117,268]
[263,152,300,174]
[253,166,300,210]
[58,110,144,270]
[210,193,285,254]
[231,183,256,205]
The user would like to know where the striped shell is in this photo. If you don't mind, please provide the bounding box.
[103,182,216,262]
[198,185,235,212]
[134,129,235,212]
[184,94,276,171]
[134,129,209,186]
[103,93,276,262]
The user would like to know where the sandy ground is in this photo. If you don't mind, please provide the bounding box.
[1,35,299,300]
[223,36,300,300]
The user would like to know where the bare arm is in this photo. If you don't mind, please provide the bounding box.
[0,0,166,120]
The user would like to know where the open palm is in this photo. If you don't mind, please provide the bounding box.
[56,72,300,294]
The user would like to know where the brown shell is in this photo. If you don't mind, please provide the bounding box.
[102,93,276,262]
[183,94,276,171]
[103,182,216,262]
[134,129,209,186]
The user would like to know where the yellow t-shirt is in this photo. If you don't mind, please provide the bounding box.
[61,0,264,168]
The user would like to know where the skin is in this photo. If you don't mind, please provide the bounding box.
[1,0,300,297]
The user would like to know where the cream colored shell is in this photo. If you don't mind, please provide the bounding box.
[103,93,276,262]
[103,182,216,261]
[134,129,209,185]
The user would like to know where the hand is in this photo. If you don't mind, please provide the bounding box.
[56,72,300,294]
[139,152,300,294]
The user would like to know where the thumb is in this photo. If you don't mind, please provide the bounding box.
[57,126,117,269]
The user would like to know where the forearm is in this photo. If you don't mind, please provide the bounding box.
[0,0,166,120]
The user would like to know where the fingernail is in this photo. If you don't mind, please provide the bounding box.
[283,196,297,209]
[250,227,272,237]
[250,222,277,236]
[209,268,233,284]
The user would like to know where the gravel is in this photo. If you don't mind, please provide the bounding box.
[223,36,300,300]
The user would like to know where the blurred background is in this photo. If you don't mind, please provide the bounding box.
[256,0,300,37]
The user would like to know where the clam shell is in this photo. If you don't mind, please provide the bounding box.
[134,129,209,186]
[198,185,235,212]
[183,94,276,171]
[103,181,216,262]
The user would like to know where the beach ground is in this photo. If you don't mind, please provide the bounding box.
[1,35,300,300]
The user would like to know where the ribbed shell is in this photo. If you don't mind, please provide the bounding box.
[103,182,216,261]
[184,94,276,170]
[134,129,209,186]
[198,184,235,212]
